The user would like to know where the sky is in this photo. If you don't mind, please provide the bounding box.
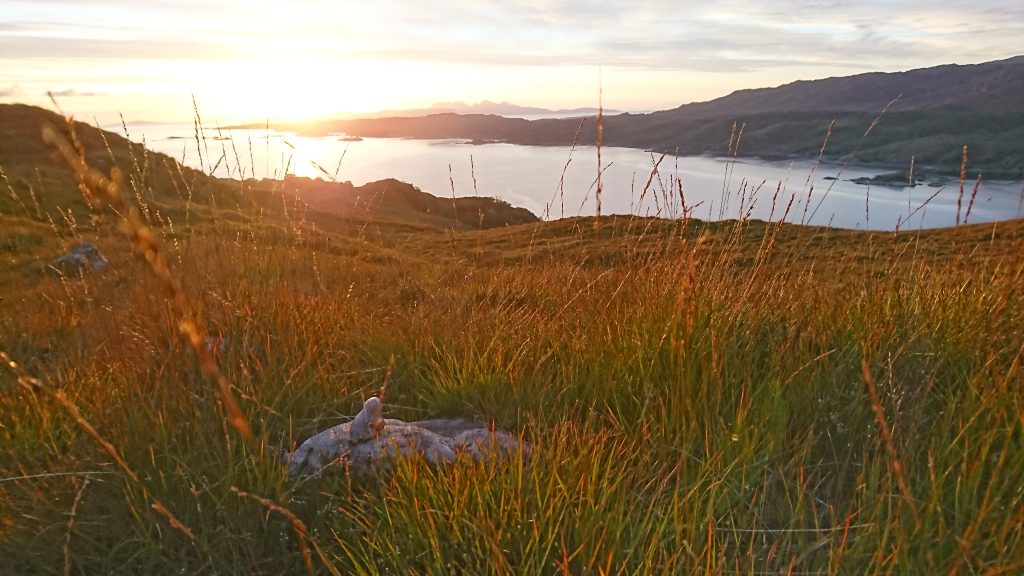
[2,0,1023,124]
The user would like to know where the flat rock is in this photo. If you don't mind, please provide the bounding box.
[288,397,528,476]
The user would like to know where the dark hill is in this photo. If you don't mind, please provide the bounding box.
[282,176,538,228]
[0,103,253,223]
[666,55,1024,117]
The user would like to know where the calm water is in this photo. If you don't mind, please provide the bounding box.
[118,123,1024,231]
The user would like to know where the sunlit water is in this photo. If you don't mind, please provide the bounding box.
[116,123,1024,231]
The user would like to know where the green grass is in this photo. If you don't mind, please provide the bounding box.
[1,108,1023,575]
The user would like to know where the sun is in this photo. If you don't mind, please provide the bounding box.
[194,57,438,122]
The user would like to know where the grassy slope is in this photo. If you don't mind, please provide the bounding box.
[1,107,1023,574]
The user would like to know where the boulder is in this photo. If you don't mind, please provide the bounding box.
[287,397,528,476]
[50,242,109,274]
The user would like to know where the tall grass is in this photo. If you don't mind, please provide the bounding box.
[1,106,1022,574]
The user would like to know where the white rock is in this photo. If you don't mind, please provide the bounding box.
[287,397,528,476]
[348,397,383,442]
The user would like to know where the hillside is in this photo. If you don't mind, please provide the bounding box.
[666,55,1024,116]
[0,104,538,231]
[3,185,1024,574]
[3,97,1024,574]
[0,103,228,222]
[280,56,1024,177]
[283,176,538,228]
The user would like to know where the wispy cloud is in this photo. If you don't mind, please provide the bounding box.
[4,0,1021,70]
[47,88,107,97]
[0,36,236,60]
[0,84,25,98]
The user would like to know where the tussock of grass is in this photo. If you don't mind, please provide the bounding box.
[1,107,1023,574]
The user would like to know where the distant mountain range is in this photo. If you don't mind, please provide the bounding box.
[355,100,618,119]
[433,101,617,117]
[269,56,1024,177]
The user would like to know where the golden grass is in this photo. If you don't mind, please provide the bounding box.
[40,119,253,443]
[0,104,1022,574]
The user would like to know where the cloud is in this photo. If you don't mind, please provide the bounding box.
[1,0,1022,109]
[0,35,236,60]
[0,84,26,97]
[47,88,107,97]
[322,0,1024,74]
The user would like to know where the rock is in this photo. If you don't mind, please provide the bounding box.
[348,396,384,442]
[50,242,109,274]
[849,172,923,188]
[287,397,528,476]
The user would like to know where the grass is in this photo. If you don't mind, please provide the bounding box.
[0,105,1023,574]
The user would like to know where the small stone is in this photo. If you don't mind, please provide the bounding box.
[50,242,109,274]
